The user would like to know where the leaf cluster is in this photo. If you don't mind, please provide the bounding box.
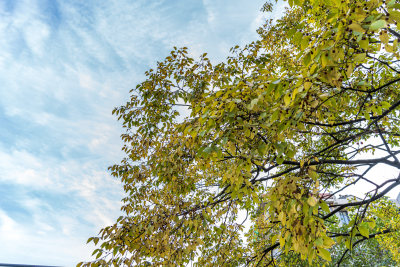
[80,0,400,266]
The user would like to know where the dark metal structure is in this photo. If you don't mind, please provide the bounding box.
[0,264,61,267]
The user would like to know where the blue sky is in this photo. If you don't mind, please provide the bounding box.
[0,0,287,265]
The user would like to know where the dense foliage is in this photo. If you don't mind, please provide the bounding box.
[279,198,399,266]
[80,0,400,266]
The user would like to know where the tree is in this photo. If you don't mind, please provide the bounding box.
[79,0,400,266]
[276,197,399,266]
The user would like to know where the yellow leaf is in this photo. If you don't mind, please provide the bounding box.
[279,235,286,248]
[311,100,319,108]
[347,63,354,76]
[284,94,291,106]
[349,23,365,33]
[307,196,318,207]
[321,53,329,67]
[271,234,278,244]
[385,45,393,53]
[323,236,335,248]
[379,31,389,44]
[278,211,286,225]
[317,247,332,261]
[293,241,299,251]
[358,224,369,238]
[368,220,376,229]
[304,81,312,90]
[390,10,400,24]
[359,38,369,50]
[292,87,299,101]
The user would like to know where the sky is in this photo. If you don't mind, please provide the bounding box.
[0,0,287,266]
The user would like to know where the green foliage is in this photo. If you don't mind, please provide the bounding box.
[372,198,400,263]
[276,198,399,266]
[79,0,400,266]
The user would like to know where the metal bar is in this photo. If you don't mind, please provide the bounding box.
[0,264,61,267]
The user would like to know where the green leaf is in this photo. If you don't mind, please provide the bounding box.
[358,224,369,238]
[294,32,303,46]
[364,111,370,120]
[203,146,213,155]
[387,0,396,8]
[315,237,324,247]
[369,20,386,31]
[301,36,310,50]
[303,52,311,66]
[345,239,352,250]
[319,201,330,213]
[249,98,258,110]
[354,53,366,62]
[286,148,295,158]
[258,142,267,155]
[96,251,103,259]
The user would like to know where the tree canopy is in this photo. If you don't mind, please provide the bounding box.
[80,0,400,266]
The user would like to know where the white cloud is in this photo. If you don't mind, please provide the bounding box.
[0,209,23,242]
[0,206,96,265]
[0,149,51,187]
[23,19,50,56]
[0,147,123,264]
